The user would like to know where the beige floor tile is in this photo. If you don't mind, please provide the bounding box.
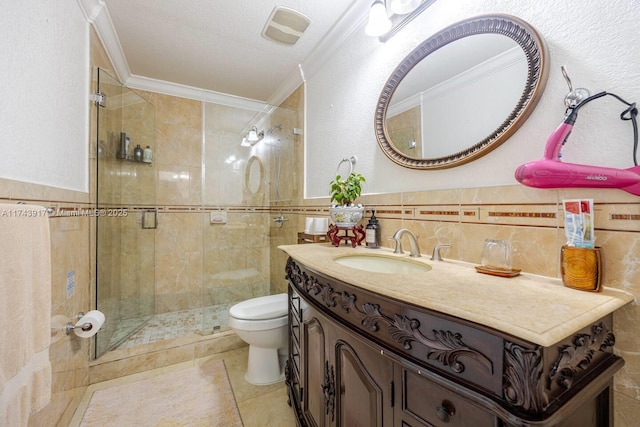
[71,345,299,426]
[222,346,286,402]
[237,387,297,427]
[220,346,297,425]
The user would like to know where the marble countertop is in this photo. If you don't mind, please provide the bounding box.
[279,243,635,347]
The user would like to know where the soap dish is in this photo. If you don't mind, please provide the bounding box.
[475,266,521,277]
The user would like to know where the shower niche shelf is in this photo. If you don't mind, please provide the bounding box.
[116,157,153,166]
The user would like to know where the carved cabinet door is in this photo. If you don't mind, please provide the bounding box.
[302,312,327,427]
[302,302,394,427]
[333,327,394,427]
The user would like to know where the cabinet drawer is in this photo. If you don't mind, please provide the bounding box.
[400,368,494,427]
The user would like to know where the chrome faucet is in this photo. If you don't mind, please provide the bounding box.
[431,243,451,261]
[391,229,421,257]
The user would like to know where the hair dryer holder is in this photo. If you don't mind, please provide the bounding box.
[515,84,640,196]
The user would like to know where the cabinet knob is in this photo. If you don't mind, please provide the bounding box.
[436,400,455,423]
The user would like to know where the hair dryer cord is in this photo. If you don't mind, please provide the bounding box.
[572,92,638,166]
[617,99,638,166]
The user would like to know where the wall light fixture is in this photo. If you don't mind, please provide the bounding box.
[241,126,265,147]
[365,0,392,37]
[366,0,436,42]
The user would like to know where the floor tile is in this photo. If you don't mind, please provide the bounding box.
[72,346,298,426]
[238,387,297,427]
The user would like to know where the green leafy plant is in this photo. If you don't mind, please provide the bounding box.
[330,172,365,206]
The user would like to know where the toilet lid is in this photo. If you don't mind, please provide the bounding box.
[229,293,288,320]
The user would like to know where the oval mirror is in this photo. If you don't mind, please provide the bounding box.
[375,14,548,169]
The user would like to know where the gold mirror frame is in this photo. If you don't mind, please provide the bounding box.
[374,14,548,169]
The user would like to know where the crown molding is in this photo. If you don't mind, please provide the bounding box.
[266,0,369,106]
[298,1,370,85]
[265,64,305,108]
[77,0,130,82]
[76,0,267,111]
[126,75,268,112]
[77,0,368,109]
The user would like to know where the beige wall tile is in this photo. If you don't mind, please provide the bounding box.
[157,165,192,205]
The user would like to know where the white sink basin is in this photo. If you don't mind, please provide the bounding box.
[334,254,432,274]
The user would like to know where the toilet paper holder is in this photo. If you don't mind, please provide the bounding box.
[64,311,96,335]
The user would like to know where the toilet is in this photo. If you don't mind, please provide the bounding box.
[228,293,289,385]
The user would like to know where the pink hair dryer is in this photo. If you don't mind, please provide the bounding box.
[515,68,639,196]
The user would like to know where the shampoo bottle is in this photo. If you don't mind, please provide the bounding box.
[117,132,127,159]
[133,144,143,162]
[365,210,381,249]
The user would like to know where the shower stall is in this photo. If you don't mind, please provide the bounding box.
[93,68,300,358]
[94,69,157,358]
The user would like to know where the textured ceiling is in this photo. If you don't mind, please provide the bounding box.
[103,0,360,102]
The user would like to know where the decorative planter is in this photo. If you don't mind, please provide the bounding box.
[329,205,364,227]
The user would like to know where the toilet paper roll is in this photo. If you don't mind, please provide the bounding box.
[304,217,313,233]
[73,310,105,338]
[311,218,328,234]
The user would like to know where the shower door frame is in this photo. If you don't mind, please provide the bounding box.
[94,68,157,358]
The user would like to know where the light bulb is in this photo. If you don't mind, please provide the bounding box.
[247,127,259,142]
[365,1,392,37]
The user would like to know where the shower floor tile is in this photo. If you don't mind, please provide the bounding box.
[112,304,233,350]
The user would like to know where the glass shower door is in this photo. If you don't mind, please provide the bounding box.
[95,68,156,358]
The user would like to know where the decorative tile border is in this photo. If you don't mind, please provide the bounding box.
[263,201,640,234]
[6,196,635,233]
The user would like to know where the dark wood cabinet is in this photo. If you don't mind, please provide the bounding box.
[285,257,623,427]
[303,301,394,427]
[289,287,394,427]
[303,313,326,426]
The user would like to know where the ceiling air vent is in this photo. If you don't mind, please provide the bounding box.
[261,6,311,46]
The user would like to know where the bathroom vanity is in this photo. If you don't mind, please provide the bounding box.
[279,244,633,427]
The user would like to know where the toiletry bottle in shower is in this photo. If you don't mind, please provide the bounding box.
[143,146,152,163]
[365,210,381,248]
[117,132,127,159]
[133,144,143,162]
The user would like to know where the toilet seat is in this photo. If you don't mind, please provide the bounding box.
[228,315,287,331]
[229,293,288,320]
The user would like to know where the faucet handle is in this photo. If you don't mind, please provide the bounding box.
[431,243,451,261]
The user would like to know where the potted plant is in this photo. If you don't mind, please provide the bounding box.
[329,172,366,227]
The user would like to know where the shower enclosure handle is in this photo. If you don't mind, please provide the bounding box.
[273,215,288,227]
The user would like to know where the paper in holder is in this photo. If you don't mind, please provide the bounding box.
[74,310,105,338]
